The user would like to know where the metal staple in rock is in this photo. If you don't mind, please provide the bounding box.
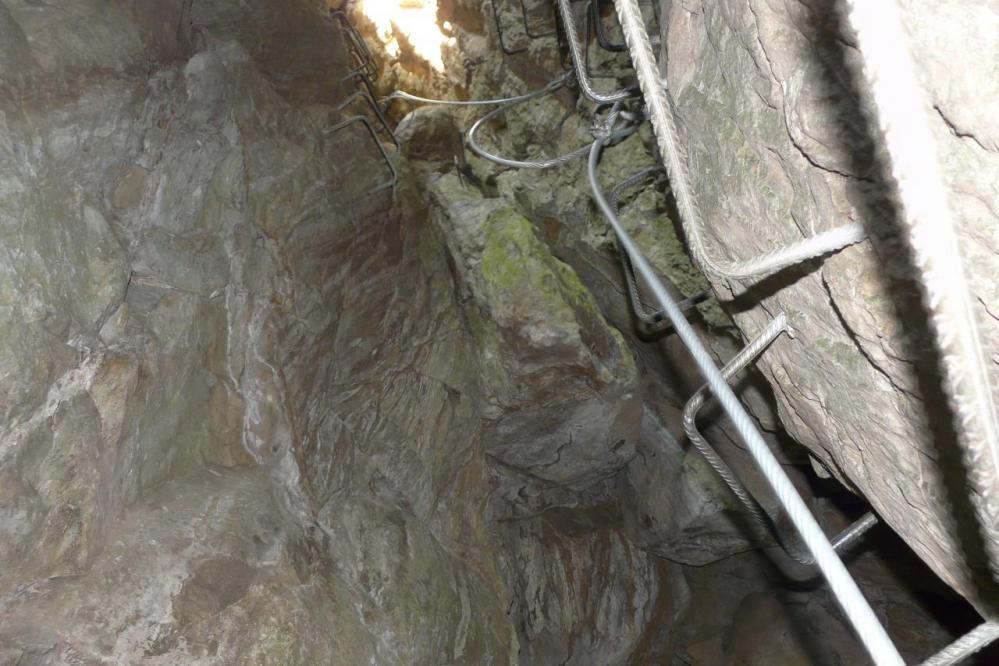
[606,2,906,660]
[608,0,866,286]
[681,312,879,568]
[919,622,999,666]
[466,82,638,170]
[608,167,710,329]
[556,0,635,103]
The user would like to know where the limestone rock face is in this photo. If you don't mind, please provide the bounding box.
[2,470,374,665]
[659,0,999,610]
[420,133,674,659]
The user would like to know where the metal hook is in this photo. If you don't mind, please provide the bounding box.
[520,0,557,39]
[585,0,627,81]
[591,0,628,51]
[330,10,378,81]
[491,0,579,57]
[589,0,660,53]
[324,115,397,197]
[336,90,399,152]
[609,166,711,332]
[490,0,529,55]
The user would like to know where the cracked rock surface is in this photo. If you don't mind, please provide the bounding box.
[660,0,999,613]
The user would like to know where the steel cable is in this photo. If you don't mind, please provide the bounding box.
[467,92,639,170]
[383,73,571,107]
[555,0,635,103]
[590,91,901,666]
[681,312,878,567]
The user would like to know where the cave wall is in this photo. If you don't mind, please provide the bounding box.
[0,1,521,662]
[0,1,680,663]
[658,0,999,613]
[1,0,994,662]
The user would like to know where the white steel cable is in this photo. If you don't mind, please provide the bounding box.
[468,106,595,169]
[468,99,639,170]
[681,313,878,567]
[609,2,903,663]
[383,73,571,107]
[843,0,999,585]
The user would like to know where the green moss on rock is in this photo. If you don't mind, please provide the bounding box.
[477,207,636,386]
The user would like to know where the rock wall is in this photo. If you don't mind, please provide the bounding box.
[659,0,999,613]
[1,0,994,663]
[0,1,520,662]
[401,104,677,662]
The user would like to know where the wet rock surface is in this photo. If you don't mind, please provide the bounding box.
[496,504,677,665]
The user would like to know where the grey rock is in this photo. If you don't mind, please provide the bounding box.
[660,0,999,612]
[429,172,641,495]
[3,0,991,662]
[0,2,521,662]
